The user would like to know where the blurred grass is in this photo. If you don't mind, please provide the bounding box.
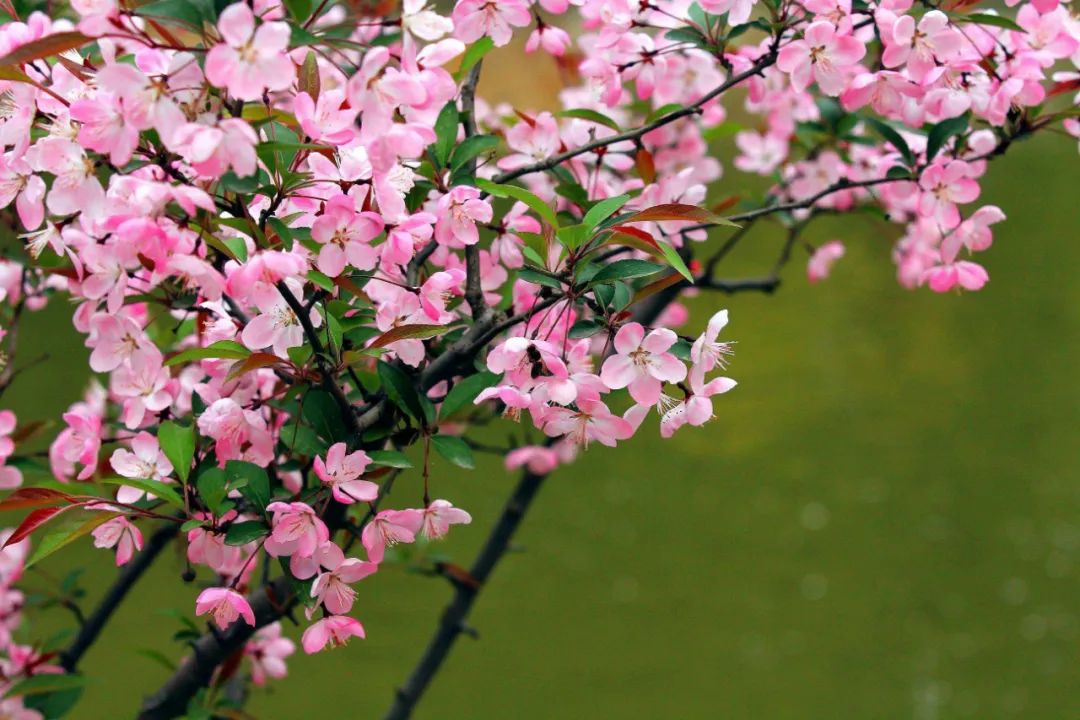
[3,55,1080,718]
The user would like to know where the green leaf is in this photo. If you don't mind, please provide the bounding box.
[283,0,312,21]
[592,259,666,284]
[865,117,915,167]
[665,26,710,49]
[196,467,229,516]
[5,673,86,698]
[225,520,269,546]
[658,239,695,283]
[432,435,475,469]
[556,223,590,251]
[301,389,349,444]
[432,101,460,168]
[925,115,969,162]
[24,512,117,570]
[377,361,426,423]
[100,478,185,510]
[454,37,494,82]
[165,340,251,367]
[582,194,631,231]
[267,216,295,249]
[556,108,621,132]
[224,461,271,512]
[368,450,413,468]
[517,268,563,290]
[157,421,195,484]
[951,12,1023,31]
[299,50,320,101]
[475,178,559,228]
[568,319,605,339]
[136,0,207,27]
[439,371,500,419]
[886,165,914,180]
[308,269,335,291]
[222,237,248,263]
[450,134,499,173]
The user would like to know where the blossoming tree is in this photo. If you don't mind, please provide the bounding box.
[0,0,1074,715]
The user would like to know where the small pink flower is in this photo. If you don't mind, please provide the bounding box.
[921,260,989,293]
[600,323,687,406]
[504,445,559,474]
[690,309,734,378]
[244,622,296,686]
[418,269,465,322]
[420,500,472,540]
[541,399,635,448]
[265,502,330,558]
[918,161,980,228]
[452,0,531,47]
[205,3,296,101]
[807,240,845,283]
[314,443,379,505]
[301,615,366,654]
[433,186,492,248]
[776,21,865,96]
[361,509,423,564]
[195,587,256,629]
[109,431,174,504]
[311,195,384,277]
[92,516,144,566]
[310,542,378,615]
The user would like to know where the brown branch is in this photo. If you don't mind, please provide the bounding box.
[61,521,177,672]
[490,52,778,186]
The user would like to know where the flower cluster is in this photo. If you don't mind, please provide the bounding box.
[0,0,1071,712]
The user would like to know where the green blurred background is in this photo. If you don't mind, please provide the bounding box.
[4,57,1080,718]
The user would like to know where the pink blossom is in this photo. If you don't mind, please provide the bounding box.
[918,161,980,228]
[171,119,259,179]
[265,502,330,558]
[659,374,737,438]
[109,431,174,504]
[311,195,384,276]
[195,587,256,629]
[310,542,378,614]
[504,445,560,475]
[452,0,531,47]
[244,623,296,686]
[776,21,865,96]
[205,3,296,101]
[314,443,379,505]
[433,186,493,248]
[420,500,472,540]
[807,240,846,283]
[541,399,635,448]
[301,615,366,654]
[361,509,423,563]
[92,516,144,566]
[921,260,989,293]
[600,323,687,406]
[881,10,962,81]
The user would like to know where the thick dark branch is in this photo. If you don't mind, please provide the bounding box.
[275,281,362,439]
[460,62,487,319]
[137,576,295,720]
[383,464,549,720]
[61,521,177,672]
[491,52,778,186]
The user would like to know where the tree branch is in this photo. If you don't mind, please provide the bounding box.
[490,52,778,186]
[60,521,177,672]
[460,61,487,319]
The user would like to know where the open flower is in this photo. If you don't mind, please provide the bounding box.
[205,3,295,101]
[195,587,256,629]
[301,616,366,654]
[600,323,687,406]
[314,443,379,505]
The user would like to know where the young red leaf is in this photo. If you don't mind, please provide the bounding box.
[0,31,90,67]
[5,505,74,547]
[0,487,76,512]
[620,203,740,228]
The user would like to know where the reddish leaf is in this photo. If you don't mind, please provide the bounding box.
[299,51,320,102]
[0,31,91,67]
[619,203,740,228]
[225,352,288,382]
[605,225,664,258]
[635,148,656,184]
[5,506,72,547]
[711,195,741,213]
[1049,78,1080,98]
[0,487,76,512]
[631,271,684,306]
[369,324,453,349]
